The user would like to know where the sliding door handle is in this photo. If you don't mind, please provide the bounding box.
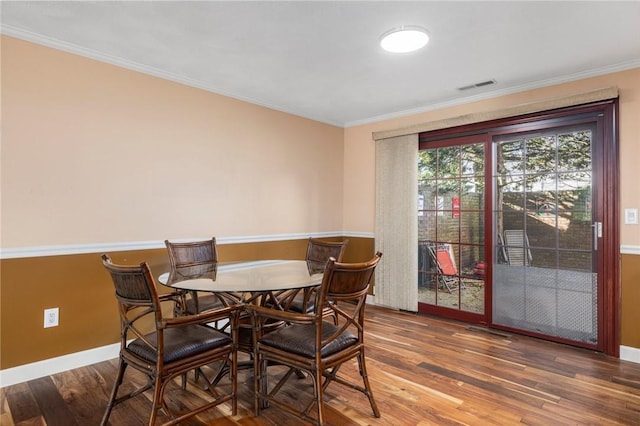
[592,222,602,250]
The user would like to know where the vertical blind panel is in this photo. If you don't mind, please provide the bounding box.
[375,134,418,311]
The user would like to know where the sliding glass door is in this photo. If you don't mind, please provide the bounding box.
[417,101,618,353]
[493,125,598,344]
[418,135,487,321]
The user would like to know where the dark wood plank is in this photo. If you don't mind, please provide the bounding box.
[2,382,41,425]
[28,377,78,426]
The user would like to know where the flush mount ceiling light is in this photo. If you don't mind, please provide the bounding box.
[380,25,429,53]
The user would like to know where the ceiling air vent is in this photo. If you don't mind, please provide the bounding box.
[457,79,496,91]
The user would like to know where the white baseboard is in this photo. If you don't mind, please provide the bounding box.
[0,343,120,388]
[620,345,640,364]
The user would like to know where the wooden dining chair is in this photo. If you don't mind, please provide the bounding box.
[305,238,349,273]
[248,252,382,426]
[285,238,348,322]
[165,238,224,315]
[100,254,239,426]
[260,238,349,361]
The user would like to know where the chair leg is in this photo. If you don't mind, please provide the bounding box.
[231,348,238,416]
[100,359,127,426]
[358,351,380,418]
[205,355,238,415]
[180,372,188,390]
[148,377,164,426]
[208,363,227,388]
[313,365,325,426]
[254,350,264,415]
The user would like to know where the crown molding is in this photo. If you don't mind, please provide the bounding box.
[0,26,343,128]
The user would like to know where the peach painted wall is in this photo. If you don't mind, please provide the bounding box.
[1,36,344,249]
[343,68,640,248]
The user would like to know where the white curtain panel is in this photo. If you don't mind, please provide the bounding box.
[374,134,418,311]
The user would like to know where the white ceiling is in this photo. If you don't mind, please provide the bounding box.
[2,1,640,127]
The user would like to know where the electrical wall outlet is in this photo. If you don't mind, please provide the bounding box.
[624,208,638,225]
[44,307,59,328]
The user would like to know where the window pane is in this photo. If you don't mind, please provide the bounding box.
[500,189,526,211]
[525,135,556,173]
[525,173,556,193]
[461,144,484,176]
[461,282,484,314]
[530,248,557,269]
[437,146,460,178]
[461,176,484,210]
[460,244,484,276]
[525,222,555,250]
[558,186,592,218]
[419,212,437,241]
[418,149,437,180]
[418,181,437,210]
[499,178,524,195]
[500,211,526,234]
[557,172,591,192]
[438,293,460,309]
[437,216,459,243]
[438,179,460,210]
[459,212,484,245]
[496,139,524,177]
[559,250,592,272]
[558,131,592,172]
[559,222,593,251]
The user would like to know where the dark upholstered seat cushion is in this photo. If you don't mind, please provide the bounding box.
[184,294,224,314]
[127,324,231,363]
[237,316,284,349]
[288,294,335,315]
[288,297,315,314]
[259,322,357,358]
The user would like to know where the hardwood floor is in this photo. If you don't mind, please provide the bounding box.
[2,305,640,425]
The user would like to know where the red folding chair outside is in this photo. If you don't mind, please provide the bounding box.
[428,243,465,293]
